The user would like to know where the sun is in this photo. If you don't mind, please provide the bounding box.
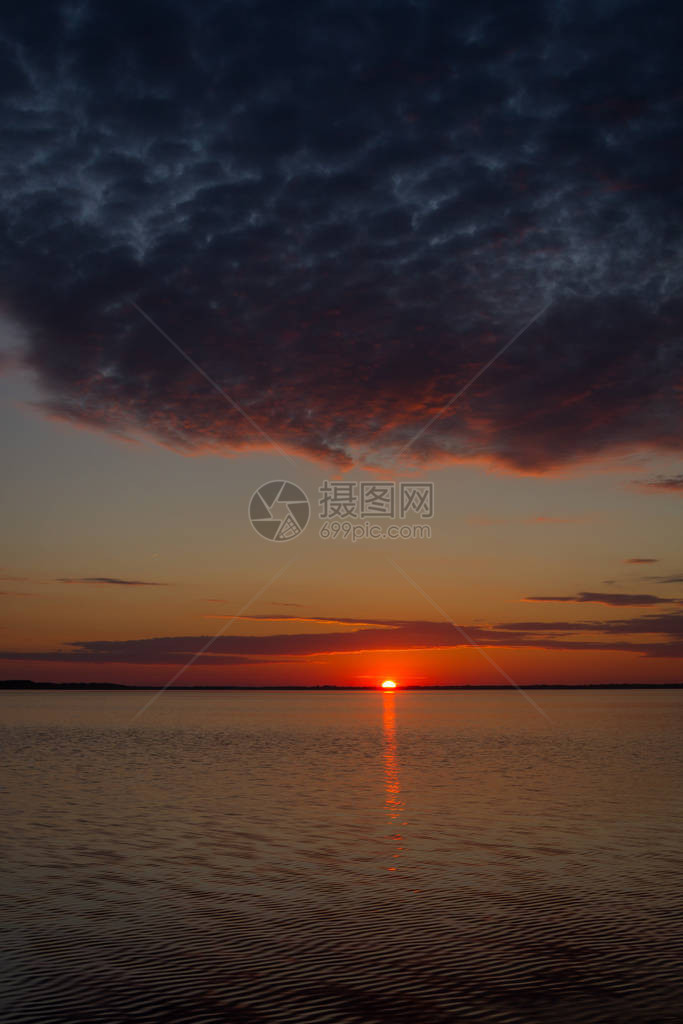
[381,680,397,690]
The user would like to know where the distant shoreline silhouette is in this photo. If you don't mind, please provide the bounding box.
[1,680,681,691]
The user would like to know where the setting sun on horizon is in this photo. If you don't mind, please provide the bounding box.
[381,680,397,690]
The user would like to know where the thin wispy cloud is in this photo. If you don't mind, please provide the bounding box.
[55,577,168,587]
[207,614,395,627]
[633,475,683,493]
[524,592,681,607]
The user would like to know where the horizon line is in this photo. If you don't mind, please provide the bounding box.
[1,681,682,691]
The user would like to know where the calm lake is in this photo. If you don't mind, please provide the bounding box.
[1,689,682,1023]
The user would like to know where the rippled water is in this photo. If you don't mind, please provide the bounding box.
[1,689,682,1023]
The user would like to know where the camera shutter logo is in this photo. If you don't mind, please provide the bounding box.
[249,481,310,541]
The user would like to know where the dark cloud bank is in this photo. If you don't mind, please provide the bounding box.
[2,611,683,665]
[1,0,682,470]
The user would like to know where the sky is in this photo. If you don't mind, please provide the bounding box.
[1,0,682,687]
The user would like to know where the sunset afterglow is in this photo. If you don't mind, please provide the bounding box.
[2,3,682,1023]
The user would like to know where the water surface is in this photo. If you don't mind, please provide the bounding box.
[2,690,682,1022]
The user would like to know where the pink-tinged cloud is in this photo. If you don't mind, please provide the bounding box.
[633,475,683,493]
[624,558,658,564]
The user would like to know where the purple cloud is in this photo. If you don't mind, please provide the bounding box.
[2,610,682,665]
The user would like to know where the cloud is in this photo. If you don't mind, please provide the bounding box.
[634,475,683,493]
[55,577,167,586]
[524,591,681,607]
[624,558,658,564]
[643,574,683,585]
[2,610,682,665]
[1,1,682,471]
[203,599,305,608]
[208,614,396,627]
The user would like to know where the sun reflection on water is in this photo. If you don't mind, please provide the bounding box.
[382,690,405,871]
